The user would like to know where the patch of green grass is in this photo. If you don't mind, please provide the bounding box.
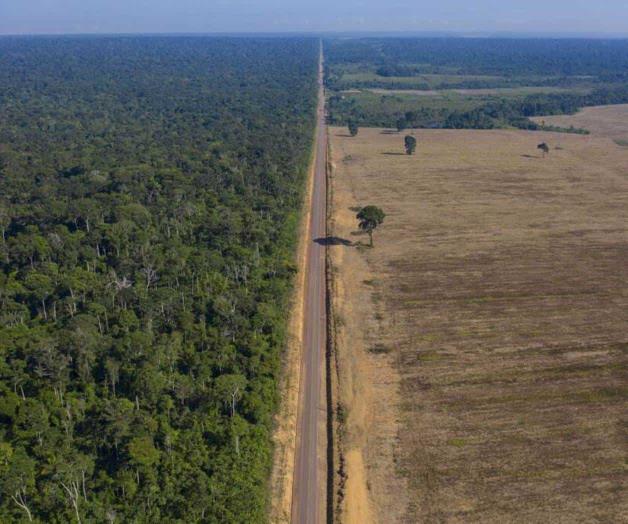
[577,387,627,402]
[613,139,628,147]
[341,72,505,88]
[350,90,484,112]
[369,344,391,354]
[329,63,595,92]
[417,350,441,361]
[448,438,467,448]
[329,90,486,128]
[414,333,441,344]
[337,403,348,424]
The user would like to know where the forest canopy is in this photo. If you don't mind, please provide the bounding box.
[324,37,628,77]
[0,36,318,523]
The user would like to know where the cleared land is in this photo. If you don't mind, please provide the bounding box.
[330,90,486,128]
[338,71,504,88]
[532,104,628,145]
[369,86,586,97]
[329,126,628,522]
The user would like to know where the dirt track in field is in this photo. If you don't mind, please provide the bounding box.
[329,126,628,523]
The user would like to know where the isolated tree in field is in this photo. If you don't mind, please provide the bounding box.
[537,142,550,157]
[356,206,386,247]
[348,121,359,137]
[404,135,417,155]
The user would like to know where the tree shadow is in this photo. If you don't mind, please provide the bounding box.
[336,133,354,138]
[380,130,399,135]
[521,154,540,159]
[314,236,353,246]
[382,152,406,156]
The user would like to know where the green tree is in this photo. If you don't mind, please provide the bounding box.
[128,436,160,469]
[348,121,359,137]
[215,373,247,418]
[356,205,386,247]
[1,447,35,522]
[24,272,54,320]
[537,142,550,157]
[404,135,417,155]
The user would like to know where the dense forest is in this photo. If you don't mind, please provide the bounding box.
[442,85,628,130]
[328,84,628,130]
[325,37,628,130]
[0,36,318,522]
[325,38,628,79]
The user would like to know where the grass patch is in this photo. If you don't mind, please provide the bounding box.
[577,387,627,402]
[447,438,467,448]
[337,403,348,424]
[369,344,392,354]
[417,351,441,362]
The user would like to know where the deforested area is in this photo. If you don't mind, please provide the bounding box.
[0,36,318,522]
[328,125,628,523]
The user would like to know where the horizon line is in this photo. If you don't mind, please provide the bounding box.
[1,30,628,39]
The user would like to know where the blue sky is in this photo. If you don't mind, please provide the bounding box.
[1,0,627,35]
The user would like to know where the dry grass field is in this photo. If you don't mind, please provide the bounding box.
[328,126,628,523]
[532,104,628,145]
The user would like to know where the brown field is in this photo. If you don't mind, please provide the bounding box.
[328,127,628,523]
[532,104,628,145]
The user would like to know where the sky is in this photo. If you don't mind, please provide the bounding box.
[1,0,627,36]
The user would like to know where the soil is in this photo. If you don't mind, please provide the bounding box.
[329,126,628,523]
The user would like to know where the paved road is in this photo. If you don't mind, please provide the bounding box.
[291,45,327,524]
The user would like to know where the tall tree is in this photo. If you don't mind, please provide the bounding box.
[356,206,386,247]
[537,142,550,157]
[404,135,417,155]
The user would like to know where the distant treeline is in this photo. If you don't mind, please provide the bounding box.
[326,36,628,131]
[329,75,601,93]
[444,85,628,130]
[325,38,628,77]
[329,85,628,130]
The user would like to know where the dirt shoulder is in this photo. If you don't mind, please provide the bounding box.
[269,129,317,524]
[328,133,409,524]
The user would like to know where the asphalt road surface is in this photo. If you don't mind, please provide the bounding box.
[291,45,327,524]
